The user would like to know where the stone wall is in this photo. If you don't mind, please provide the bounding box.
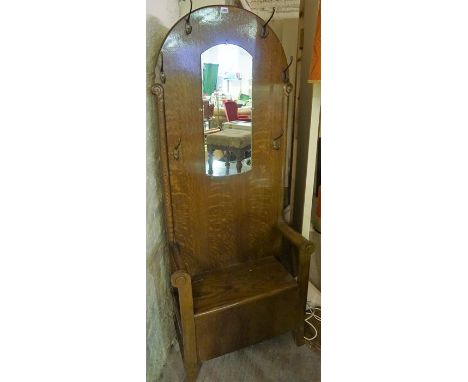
[146,1,179,381]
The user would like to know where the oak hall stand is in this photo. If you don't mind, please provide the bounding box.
[152,6,313,381]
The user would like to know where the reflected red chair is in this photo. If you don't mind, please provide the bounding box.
[223,100,251,122]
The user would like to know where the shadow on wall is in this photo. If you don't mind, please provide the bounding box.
[146,14,176,382]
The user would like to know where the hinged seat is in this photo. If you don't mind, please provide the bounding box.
[192,256,297,317]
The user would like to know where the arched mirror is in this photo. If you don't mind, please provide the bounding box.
[201,43,253,176]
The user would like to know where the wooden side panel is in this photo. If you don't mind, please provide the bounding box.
[195,286,299,361]
[157,6,288,276]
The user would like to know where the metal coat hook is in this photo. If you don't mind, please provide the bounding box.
[282,56,294,95]
[185,0,193,35]
[159,53,166,84]
[173,137,182,160]
[272,131,283,150]
[282,56,293,83]
[261,7,276,38]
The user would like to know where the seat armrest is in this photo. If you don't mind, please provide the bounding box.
[171,269,192,289]
[169,252,198,372]
[277,217,315,346]
[277,218,314,254]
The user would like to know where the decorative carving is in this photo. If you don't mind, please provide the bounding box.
[152,82,176,245]
[151,83,163,97]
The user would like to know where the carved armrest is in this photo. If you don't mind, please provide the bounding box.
[170,244,193,312]
[277,218,314,343]
[169,242,193,295]
[170,268,198,371]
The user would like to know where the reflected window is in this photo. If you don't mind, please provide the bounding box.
[201,44,253,176]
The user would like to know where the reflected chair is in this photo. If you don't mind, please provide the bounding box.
[223,100,251,122]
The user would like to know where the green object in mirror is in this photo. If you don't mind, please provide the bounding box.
[201,44,253,177]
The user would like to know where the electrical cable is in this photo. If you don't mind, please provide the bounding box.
[304,302,321,341]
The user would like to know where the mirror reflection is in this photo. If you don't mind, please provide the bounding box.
[201,44,253,176]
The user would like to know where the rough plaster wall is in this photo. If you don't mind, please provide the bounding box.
[146,1,180,381]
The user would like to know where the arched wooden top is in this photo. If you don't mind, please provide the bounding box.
[155,5,285,69]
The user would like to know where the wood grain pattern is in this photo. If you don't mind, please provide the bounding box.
[195,284,299,361]
[152,84,175,245]
[192,256,297,317]
[170,271,200,381]
[157,6,287,276]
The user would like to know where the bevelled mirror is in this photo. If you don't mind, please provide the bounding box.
[201,43,253,176]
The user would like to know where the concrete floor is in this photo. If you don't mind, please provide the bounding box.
[158,332,320,382]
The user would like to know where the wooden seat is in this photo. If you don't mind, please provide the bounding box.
[191,256,301,361]
[192,256,297,317]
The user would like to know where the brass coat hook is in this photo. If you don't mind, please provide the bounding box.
[185,0,193,35]
[261,7,276,38]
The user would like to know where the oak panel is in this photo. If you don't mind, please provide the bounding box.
[195,285,299,361]
[157,6,288,276]
[192,256,297,316]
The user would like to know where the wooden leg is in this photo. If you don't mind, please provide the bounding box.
[207,146,214,175]
[295,244,314,347]
[184,361,200,382]
[235,149,242,173]
[171,272,200,382]
[224,150,231,175]
[294,326,306,346]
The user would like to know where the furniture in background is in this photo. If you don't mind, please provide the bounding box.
[206,129,252,175]
[202,100,214,130]
[212,105,251,125]
[153,6,313,381]
[222,120,252,131]
[223,100,252,122]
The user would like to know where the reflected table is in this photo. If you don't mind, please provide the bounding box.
[222,121,252,131]
[206,129,252,175]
